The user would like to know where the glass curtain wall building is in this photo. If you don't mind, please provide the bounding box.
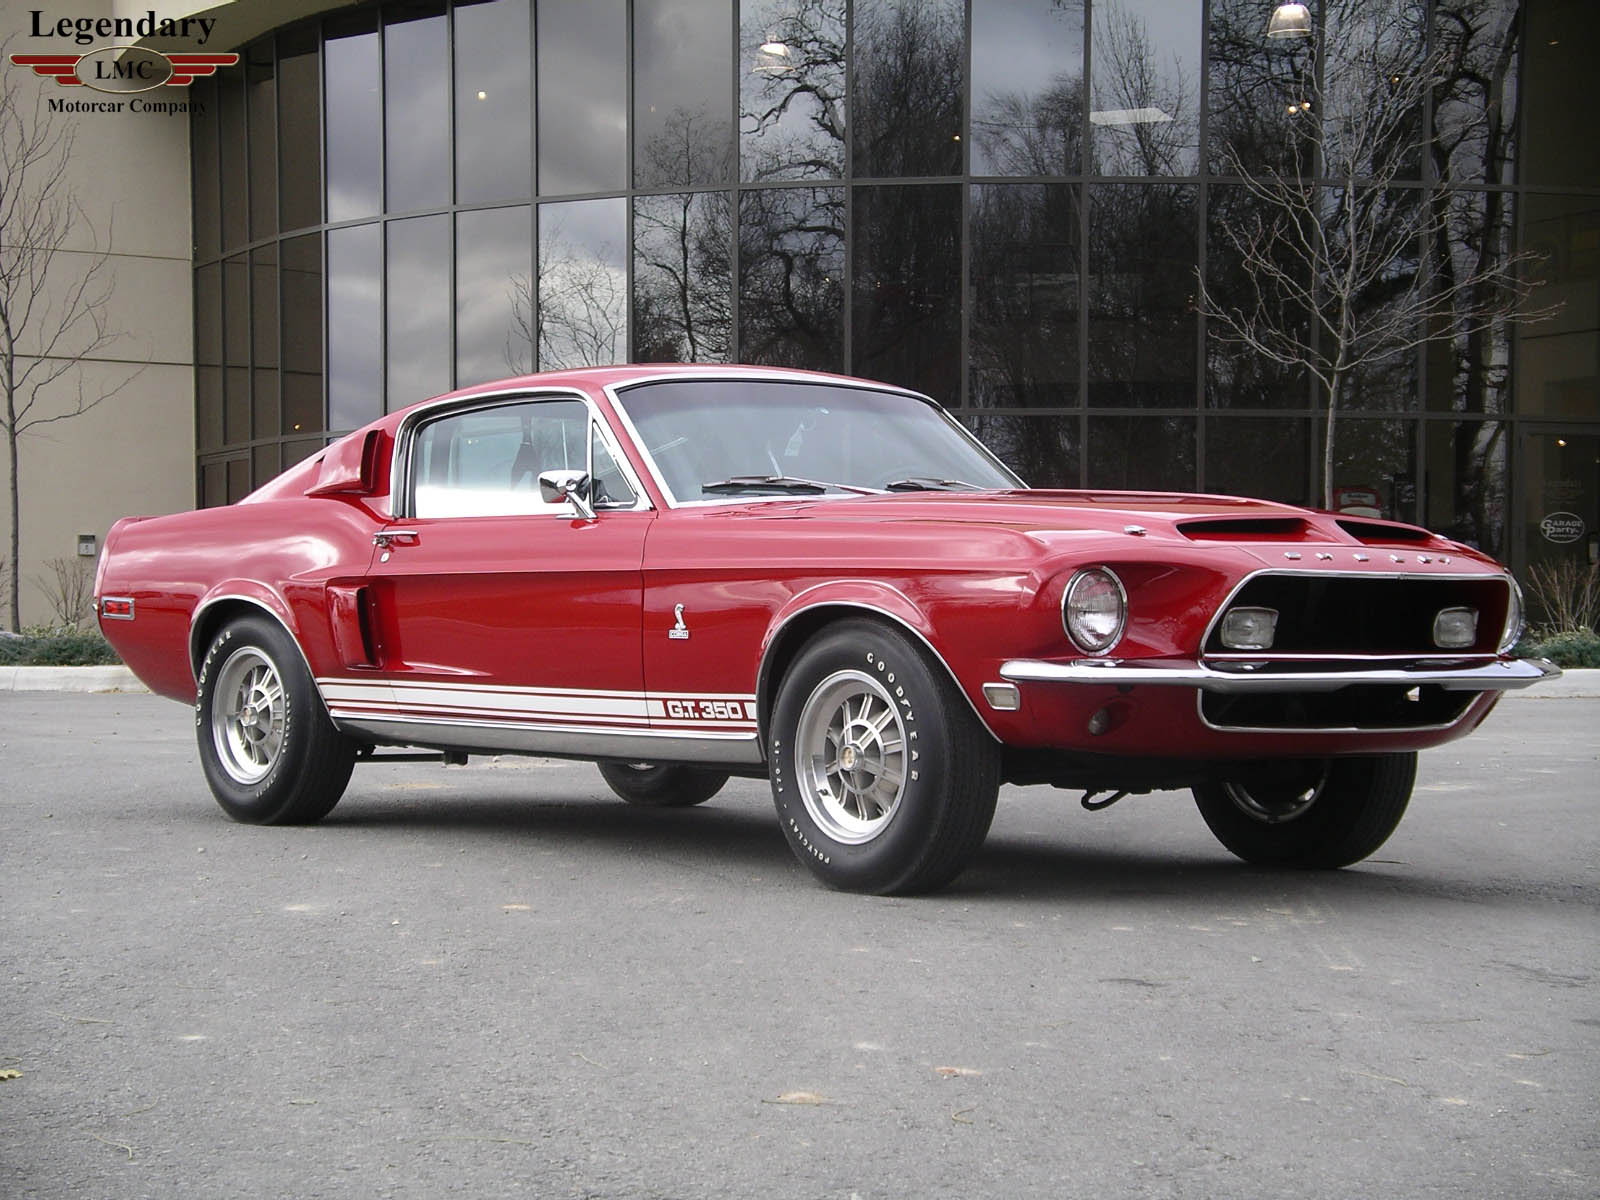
[192,0,1598,574]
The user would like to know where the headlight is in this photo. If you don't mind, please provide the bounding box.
[1062,567,1127,655]
[1499,577,1525,653]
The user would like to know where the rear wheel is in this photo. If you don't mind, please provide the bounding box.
[597,761,728,807]
[769,619,1000,894]
[195,615,356,825]
[1192,753,1416,868]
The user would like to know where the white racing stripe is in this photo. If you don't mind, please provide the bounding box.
[317,677,758,733]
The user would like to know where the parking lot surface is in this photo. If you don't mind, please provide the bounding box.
[2,691,1596,1199]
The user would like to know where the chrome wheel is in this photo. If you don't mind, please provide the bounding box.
[211,646,286,785]
[1222,767,1328,825]
[795,669,907,845]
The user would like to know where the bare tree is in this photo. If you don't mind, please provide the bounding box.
[1195,7,1553,509]
[1,39,137,631]
[33,554,94,631]
[507,226,628,373]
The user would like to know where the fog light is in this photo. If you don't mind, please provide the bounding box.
[1433,606,1478,649]
[1219,607,1278,650]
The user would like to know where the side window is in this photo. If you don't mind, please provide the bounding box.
[590,422,636,508]
[412,398,587,517]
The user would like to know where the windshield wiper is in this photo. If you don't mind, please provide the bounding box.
[700,475,877,496]
[883,477,984,492]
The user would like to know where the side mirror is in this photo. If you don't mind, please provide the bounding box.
[538,469,596,520]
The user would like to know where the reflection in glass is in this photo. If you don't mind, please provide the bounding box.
[1088,184,1195,406]
[281,235,323,436]
[634,192,732,362]
[278,29,321,231]
[852,185,961,405]
[1322,0,1426,181]
[538,0,627,196]
[454,0,532,204]
[1521,0,1596,189]
[970,185,1079,408]
[247,45,275,240]
[738,186,844,371]
[251,244,279,441]
[971,0,1084,177]
[1205,186,1307,408]
[224,255,249,444]
[852,0,963,179]
[1207,0,1314,178]
[1519,432,1599,588]
[219,71,246,250]
[1090,0,1199,176]
[1515,195,1600,419]
[1426,187,1515,414]
[1432,0,1520,189]
[739,0,846,182]
[327,223,382,430]
[1425,419,1506,557]
[1320,417,1417,523]
[1207,417,1309,503]
[536,199,627,369]
[324,14,381,221]
[385,4,449,212]
[456,206,533,386]
[1087,416,1196,489]
[196,263,223,450]
[960,413,1079,487]
[387,215,452,408]
[191,79,220,259]
[635,0,733,188]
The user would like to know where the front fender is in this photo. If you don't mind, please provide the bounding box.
[754,580,999,744]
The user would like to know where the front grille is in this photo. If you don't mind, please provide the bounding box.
[1204,573,1509,657]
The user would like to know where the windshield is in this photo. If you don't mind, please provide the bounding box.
[612,379,1022,503]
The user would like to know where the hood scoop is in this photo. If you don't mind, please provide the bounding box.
[1335,518,1433,545]
[1177,516,1309,541]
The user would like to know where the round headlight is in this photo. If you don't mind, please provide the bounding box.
[1499,576,1525,654]
[1063,567,1127,655]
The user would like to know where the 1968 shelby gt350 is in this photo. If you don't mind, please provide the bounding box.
[96,365,1558,893]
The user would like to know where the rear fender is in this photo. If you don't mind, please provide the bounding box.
[189,583,314,688]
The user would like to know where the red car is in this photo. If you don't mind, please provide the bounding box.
[96,365,1557,893]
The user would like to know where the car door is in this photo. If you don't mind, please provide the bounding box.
[360,392,654,754]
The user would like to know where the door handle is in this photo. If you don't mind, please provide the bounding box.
[373,529,420,548]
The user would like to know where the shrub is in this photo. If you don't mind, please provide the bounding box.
[1523,629,1600,670]
[0,629,122,666]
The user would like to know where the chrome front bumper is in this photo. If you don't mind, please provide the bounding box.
[997,657,1562,694]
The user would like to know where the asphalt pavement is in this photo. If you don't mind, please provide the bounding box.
[1,691,1595,1199]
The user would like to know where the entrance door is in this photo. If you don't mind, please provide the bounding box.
[1518,428,1599,625]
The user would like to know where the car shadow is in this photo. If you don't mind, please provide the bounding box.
[315,781,1487,909]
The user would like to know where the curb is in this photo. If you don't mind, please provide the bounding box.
[1,666,1595,698]
[0,665,149,693]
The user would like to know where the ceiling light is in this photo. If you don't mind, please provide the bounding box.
[1267,3,1313,39]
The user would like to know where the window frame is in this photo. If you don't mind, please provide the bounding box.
[391,386,652,520]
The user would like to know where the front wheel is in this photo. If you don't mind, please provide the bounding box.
[597,761,729,807]
[1192,753,1416,868]
[195,615,356,825]
[769,619,1000,894]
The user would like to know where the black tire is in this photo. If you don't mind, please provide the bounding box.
[769,619,1000,894]
[597,761,729,807]
[195,614,356,825]
[1192,752,1416,868]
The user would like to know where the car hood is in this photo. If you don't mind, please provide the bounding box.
[705,489,1501,571]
